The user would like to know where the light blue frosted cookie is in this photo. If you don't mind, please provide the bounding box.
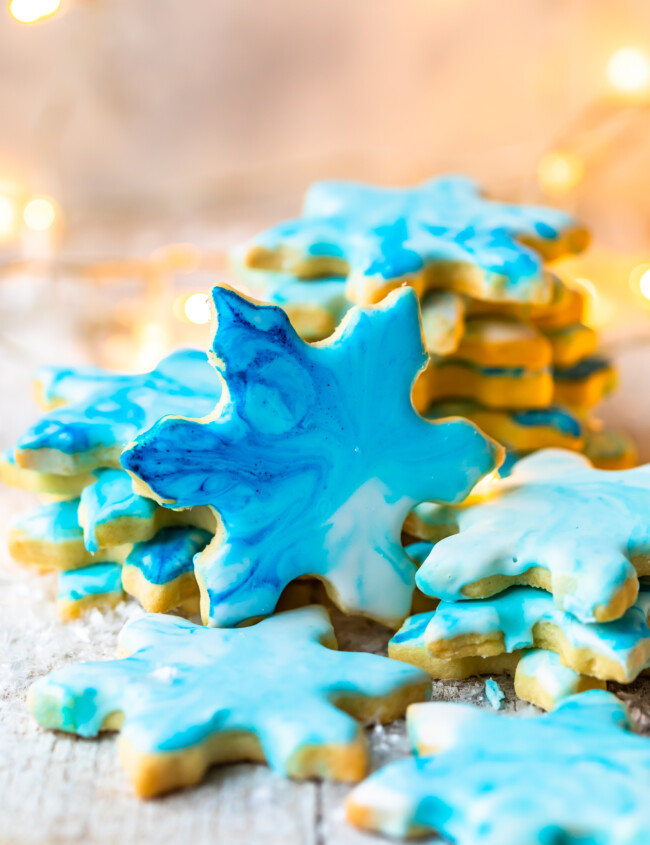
[0,449,93,497]
[122,285,501,628]
[514,648,605,711]
[8,498,128,571]
[389,585,650,682]
[15,349,221,475]
[347,691,649,843]
[234,175,588,308]
[121,525,212,613]
[56,563,124,621]
[415,449,650,623]
[28,605,430,796]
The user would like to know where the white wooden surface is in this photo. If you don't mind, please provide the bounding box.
[1,305,650,845]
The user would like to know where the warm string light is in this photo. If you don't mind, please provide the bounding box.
[0,195,16,240]
[23,196,56,232]
[607,47,650,95]
[537,151,583,195]
[628,264,650,307]
[8,0,60,24]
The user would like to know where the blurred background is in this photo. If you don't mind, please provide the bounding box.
[1,0,650,453]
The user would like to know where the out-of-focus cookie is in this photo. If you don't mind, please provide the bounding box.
[0,449,93,497]
[346,691,650,843]
[553,355,617,411]
[584,423,637,470]
[28,606,430,797]
[56,563,125,621]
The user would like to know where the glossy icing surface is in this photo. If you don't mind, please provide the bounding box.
[124,526,211,585]
[16,349,221,470]
[348,691,650,843]
[416,449,650,622]
[81,469,158,553]
[12,497,83,543]
[238,176,583,305]
[57,563,123,602]
[122,285,500,628]
[418,586,650,679]
[29,605,428,772]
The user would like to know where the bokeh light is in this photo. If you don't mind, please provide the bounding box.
[8,0,61,24]
[538,151,584,195]
[607,47,650,93]
[184,293,212,324]
[640,269,650,300]
[23,197,56,231]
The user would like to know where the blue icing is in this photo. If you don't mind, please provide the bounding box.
[16,349,221,467]
[122,285,500,628]
[416,449,650,623]
[81,469,158,553]
[510,406,582,436]
[553,355,612,381]
[13,498,83,543]
[238,176,582,306]
[28,606,428,781]
[57,563,123,602]
[516,649,593,707]
[348,691,650,844]
[405,542,434,567]
[484,677,504,709]
[407,585,650,681]
[125,526,212,585]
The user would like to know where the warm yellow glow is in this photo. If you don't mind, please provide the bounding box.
[23,197,56,232]
[184,293,212,324]
[571,276,615,328]
[537,151,583,194]
[151,242,202,272]
[640,270,650,301]
[0,195,16,239]
[9,0,61,24]
[607,47,650,93]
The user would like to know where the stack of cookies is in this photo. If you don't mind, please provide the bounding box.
[4,177,650,842]
[231,175,635,472]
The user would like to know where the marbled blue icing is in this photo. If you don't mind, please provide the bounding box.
[13,497,83,543]
[57,563,123,602]
[404,542,434,567]
[484,677,504,709]
[28,606,429,776]
[80,469,158,553]
[412,585,650,681]
[124,526,211,585]
[416,449,650,623]
[348,691,650,844]
[236,176,583,306]
[16,349,221,469]
[122,285,500,628]
[553,355,612,381]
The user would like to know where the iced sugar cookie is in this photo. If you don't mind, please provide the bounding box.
[28,605,430,797]
[415,449,650,623]
[234,176,587,309]
[0,449,93,497]
[15,349,221,475]
[544,322,597,367]
[419,290,466,355]
[423,401,585,453]
[78,468,215,553]
[584,423,637,470]
[390,586,650,683]
[452,317,552,369]
[413,359,553,412]
[346,691,650,843]
[122,285,500,629]
[514,648,605,712]
[8,498,128,571]
[553,355,617,411]
[121,526,212,614]
[56,563,124,621]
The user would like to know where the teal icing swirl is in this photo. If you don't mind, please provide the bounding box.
[122,285,500,629]
[57,563,123,602]
[124,526,211,586]
[16,349,221,469]
[234,176,582,306]
[81,469,158,553]
[28,606,429,773]
[348,691,650,844]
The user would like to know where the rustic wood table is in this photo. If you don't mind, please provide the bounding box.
[1,268,649,845]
